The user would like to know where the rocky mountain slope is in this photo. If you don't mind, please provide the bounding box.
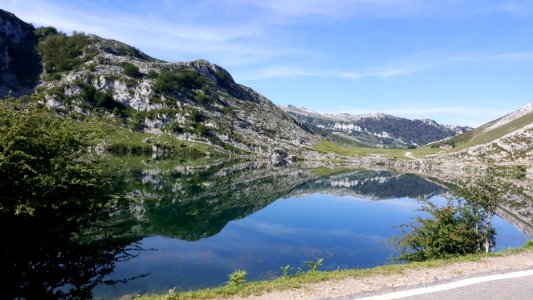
[281,105,470,148]
[431,102,533,163]
[0,9,317,156]
[0,10,41,97]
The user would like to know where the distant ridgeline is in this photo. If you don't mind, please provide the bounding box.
[281,105,471,148]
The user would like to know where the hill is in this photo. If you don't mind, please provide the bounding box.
[281,105,470,148]
[0,9,317,157]
[432,102,533,163]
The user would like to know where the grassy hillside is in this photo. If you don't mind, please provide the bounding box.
[434,112,533,151]
[315,109,532,159]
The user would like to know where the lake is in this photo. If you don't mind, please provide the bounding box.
[4,158,531,299]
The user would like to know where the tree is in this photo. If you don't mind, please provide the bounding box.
[395,198,493,262]
[0,102,100,213]
[0,101,143,298]
[458,165,502,253]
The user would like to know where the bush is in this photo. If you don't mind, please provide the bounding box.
[395,199,494,262]
[0,102,101,213]
[227,269,246,286]
[81,85,124,111]
[194,92,211,105]
[38,32,94,74]
[304,258,323,272]
[154,70,206,94]
[190,110,206,123]
[121,62,141,78]
[146,70,158,79]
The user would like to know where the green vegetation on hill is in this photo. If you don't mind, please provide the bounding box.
[37,31,97,79]
[433,112,533,151]
[315,140,410,159]
[154,70,207,94]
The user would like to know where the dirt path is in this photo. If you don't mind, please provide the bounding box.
[230,251,533,300]
[404,151,416,159]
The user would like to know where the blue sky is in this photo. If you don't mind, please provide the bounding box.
[3,0,533,126]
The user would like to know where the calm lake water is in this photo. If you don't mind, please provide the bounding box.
[5,158,531,299]
[93,160,530,298]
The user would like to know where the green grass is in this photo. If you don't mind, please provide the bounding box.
[315,140,410,159]
[312,167,358,177]
[131,242,533,300]
[85,119,223,157]
[437,112,533,152]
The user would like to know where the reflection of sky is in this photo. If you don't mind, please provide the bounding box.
[95,193,529,298]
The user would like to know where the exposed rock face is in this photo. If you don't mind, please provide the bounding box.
[281,105,471,147]
[0,9,317,155]
[0,10,41,97]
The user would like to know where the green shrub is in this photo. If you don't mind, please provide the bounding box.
[194,92,211,105]
[190,110,206,123]
[0,101,101,213]
[280,265,291,277]
[395,199,494,262]
[121,62,141,78]
[38,32,94,74]
[81,85,124,111]
[304,258,323,272]
[215,69,233,89]
[146,70,158,79]
[227,269,247,286]
[154,70,206,94]
[166,121,183,134]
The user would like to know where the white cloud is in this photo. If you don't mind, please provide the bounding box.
[230,0,425,19]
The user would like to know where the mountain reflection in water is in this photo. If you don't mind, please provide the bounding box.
[4,157,531,299]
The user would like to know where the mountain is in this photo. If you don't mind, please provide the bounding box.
[0,9,317,156]
[0,10,41,97]
[281,105,470,148]
[434,102,533,163]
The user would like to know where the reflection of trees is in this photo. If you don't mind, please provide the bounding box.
[1,203,143,299]
[114,160,449,241]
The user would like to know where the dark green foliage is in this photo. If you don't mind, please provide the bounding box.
[194,92,211,105]
[407,144,417,149]
[81,85,124,111]
[431,140,456,149]
[214,69,234,89]
[34,26,58,40]
[223,106,237,117]
[154,70,206,94]
[395,199,494,262]
[146,70,159,79]
[190,110,206,123]
[458,168,501,252]
[129,114,145,131]
[194,123,211,137]
[0,101,100,213]
[121,62,141,78]
[37,32,95,75]
[166,121,183,134]
[0,101,142,298]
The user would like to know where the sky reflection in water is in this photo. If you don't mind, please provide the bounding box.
[96,193,529,297]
